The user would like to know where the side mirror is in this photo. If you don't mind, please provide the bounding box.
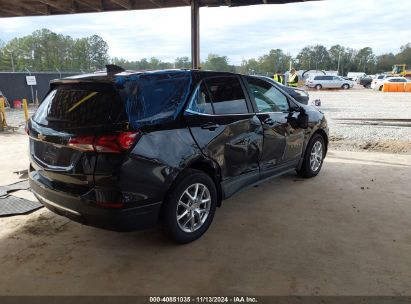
[297,110,309,129]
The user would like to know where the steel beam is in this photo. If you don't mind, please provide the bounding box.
[191,0,200,69]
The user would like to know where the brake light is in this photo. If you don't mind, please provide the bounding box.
[67,135,95,151]
[117,132,140,150]
[68,131,141,153]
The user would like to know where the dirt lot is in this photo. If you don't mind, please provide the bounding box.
[1,87,410,296]
[308,87,411,153]
[1,134,411,296]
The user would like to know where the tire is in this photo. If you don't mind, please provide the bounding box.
[297,134,325,178]
[379,85,383,91]
[365,83,371,89]
[315,84,322,90]
[162,169,217,244]
[342,84,350,90]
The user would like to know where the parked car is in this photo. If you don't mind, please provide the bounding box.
[257,75,310,104]
[306,75,354,90]
[372,76,409,91]
[359,75,373,88]
[347,72,366,82]
[370,74,389,89]
[28,69,329,243]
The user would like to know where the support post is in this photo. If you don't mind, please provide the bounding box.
[23,98,29,122]
[191,0,200,69]
[0,97,7,130]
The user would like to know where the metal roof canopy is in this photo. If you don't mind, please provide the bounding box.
[0,0,317,69]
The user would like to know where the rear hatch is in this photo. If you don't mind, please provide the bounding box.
[29,81,130,195]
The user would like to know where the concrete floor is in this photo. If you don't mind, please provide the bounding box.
[1,134,411,295]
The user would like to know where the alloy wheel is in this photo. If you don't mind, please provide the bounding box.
[310,141,323,172]
[176,183,211,233]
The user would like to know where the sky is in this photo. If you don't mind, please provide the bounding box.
[0,0,410,65]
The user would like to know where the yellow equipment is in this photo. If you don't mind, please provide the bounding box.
[389,64,411,77]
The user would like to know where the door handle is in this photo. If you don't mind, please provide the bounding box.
[263,118,275,126]
[201,122,220,131]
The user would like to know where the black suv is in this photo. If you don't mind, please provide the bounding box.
[28,69,328,243]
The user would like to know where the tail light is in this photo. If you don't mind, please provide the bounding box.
[68,131,141,153]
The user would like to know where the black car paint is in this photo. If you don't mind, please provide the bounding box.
[28,70,328,232]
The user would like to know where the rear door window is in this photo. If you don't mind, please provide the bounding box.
[205,76,248,115]
[187,82,214,114]
[33,84,126,130]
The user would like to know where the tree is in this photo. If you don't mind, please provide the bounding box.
[396,43,411,66]
[202,54,234,72]
[0,29,110,72]
[376,53,396,73]
[258,49,292,74]
[88,34,109,70]
[296,46,314,70]
[238,58,260,74]
[354,47,376,73]
[175,57,191,69]
[329,45,345,74]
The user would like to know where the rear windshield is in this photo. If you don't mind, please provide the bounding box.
[33,84,126,130]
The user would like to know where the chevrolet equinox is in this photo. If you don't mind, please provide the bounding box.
[28,68,328,243]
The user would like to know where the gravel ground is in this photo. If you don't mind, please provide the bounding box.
[308,86,411,153]
[3,105,37,131]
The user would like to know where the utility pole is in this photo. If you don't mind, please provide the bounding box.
[337,50,342,75]
[25,68,35,104]
[7,51,15,72]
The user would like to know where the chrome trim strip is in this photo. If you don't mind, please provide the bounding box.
[36,193,81,217]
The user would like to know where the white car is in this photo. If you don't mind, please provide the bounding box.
[372,77,408,91]
[370,75,395,89]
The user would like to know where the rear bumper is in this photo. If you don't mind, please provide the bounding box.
[29,171,162,232]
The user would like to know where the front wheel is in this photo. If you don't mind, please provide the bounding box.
[297,134,325,178]
[162,169,217,243]
[315,84,322,90]
[342,84,350,89]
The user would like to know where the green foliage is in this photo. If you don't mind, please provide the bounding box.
[202,54,235,72]
[0,28,109,72]
[0,29,409,76]
[239,49,292,76]
[175,57,191,69]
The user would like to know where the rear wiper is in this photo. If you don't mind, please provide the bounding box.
[46,117,70,122]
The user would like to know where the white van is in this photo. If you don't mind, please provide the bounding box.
[347,72,366,81]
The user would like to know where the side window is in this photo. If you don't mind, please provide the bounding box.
[187,82,213,114]
[325,76,333,81]
[205,76,248,114]
[246,77,289,113]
